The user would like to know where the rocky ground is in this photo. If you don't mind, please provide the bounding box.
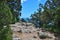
[10,22,57,40]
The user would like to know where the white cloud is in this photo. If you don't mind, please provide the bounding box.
[21,0,27,3]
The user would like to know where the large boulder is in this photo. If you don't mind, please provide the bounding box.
[37,31,55,39]
[38,31,48,39]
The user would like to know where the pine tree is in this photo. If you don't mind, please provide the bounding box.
[44,0,60,33]
[0,0,13,40]
[7,0,22,23]
[31,4,42,28]
[31,0,60,33]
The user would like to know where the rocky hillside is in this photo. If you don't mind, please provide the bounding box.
[10,22,56,40]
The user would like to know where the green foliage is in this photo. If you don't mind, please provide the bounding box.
[0,1,13,40]
[7,0,22,22]
[0,2,13,25]
[54,7,60,33]
[21,18,27,22]
[31,0,60,33]
[31,6,42,27]
[0,26,12,40]
[0,0,22,40]
[55,7,60,19]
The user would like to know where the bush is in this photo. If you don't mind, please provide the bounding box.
[0,26,12,40]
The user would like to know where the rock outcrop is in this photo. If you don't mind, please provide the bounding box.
[10,22,55,40]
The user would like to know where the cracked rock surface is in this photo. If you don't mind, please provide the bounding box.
[10,22,55,40]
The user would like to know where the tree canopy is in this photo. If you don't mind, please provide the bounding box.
[31,0,60,33]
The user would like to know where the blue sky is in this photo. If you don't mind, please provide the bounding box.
[21,0,46,18]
